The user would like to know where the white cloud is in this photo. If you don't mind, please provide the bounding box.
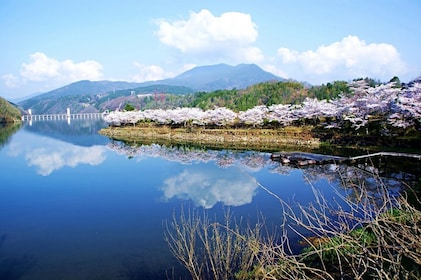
[25,144,106,176]
[180,63,197,72]
[8,133,107,176]
[156,9,263,64]
[241,46,265,63]
[262,64,289,80]
[1,74,19,88]
[131,62,173,82]
[19,52,103,83]
[276,35,407,83]
[162,168,258,209]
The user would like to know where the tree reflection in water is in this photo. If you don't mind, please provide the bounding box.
[107,140,420,205]
[0,123,21,149]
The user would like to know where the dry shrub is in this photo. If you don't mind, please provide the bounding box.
[165,168,421,279]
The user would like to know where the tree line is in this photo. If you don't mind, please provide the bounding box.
[122,80,344,112]
[105,76,421,137]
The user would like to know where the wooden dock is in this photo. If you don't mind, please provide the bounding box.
[270,151,421,166]
[271,152,348,166]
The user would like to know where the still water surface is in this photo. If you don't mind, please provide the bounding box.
[0,119,415,279]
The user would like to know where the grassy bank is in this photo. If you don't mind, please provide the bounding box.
[99,125,320,151]
[99,123,421,153]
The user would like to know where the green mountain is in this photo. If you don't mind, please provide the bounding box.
[0,96,22,123]
[18,63,285,114]
[191,81,308,111]
[33,80,143,99]
[150,63,284,91]
[18,84,196,114]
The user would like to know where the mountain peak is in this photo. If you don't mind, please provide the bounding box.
[168,63,284,91]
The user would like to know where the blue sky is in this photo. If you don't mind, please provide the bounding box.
[1,0,420,99]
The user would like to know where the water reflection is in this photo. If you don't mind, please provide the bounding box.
[24,118,108,146]
[162,166,258,208]
[0,234,36,280]
[0,123,21,149]
[1,120,419,280]
[108,140,419,208]
[7,130,107,176]
[108,141,269,170]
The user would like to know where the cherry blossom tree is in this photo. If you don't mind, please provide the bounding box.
[388,78,421,128]
[204,107,237,126]
[238,105,269,126]
[332,80,400,130]
[166,107,204,126]
[296,98,338,123]
[103,110,129,126]
[103,76,421,133]
[144,109,169,124]
[267,104,299,126]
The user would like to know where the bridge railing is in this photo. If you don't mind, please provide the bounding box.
[21,112,108,121]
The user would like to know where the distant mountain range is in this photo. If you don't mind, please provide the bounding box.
[31,80,144,100]
[17,63,285,114]
[144,63,283,91]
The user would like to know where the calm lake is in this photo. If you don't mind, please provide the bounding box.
[0,119,419,280]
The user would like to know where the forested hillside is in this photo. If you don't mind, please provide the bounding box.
[18,63,284,114]
[16,76,401,115]
[191,81,308,111]
[0,97,21,123]
[120,80,351,112]
[19,80,340,114]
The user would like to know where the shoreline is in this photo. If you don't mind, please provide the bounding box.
[99,125,421,153]
[99,126,320,151]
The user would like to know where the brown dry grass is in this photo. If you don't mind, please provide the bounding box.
[164,170,421,279]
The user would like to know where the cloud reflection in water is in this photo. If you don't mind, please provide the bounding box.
[7,132,106,176]
[162,166,258,209]
[108,141,415,209]
[25,145,106,176]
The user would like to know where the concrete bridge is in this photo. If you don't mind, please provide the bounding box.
[21,108,109,122]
